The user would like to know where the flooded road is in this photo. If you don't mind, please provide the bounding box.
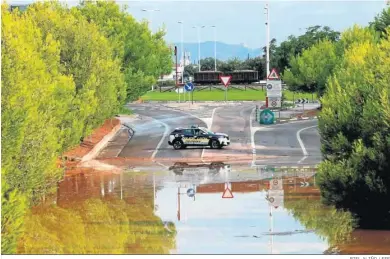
[17,162,390,254]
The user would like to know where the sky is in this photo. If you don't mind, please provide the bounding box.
[8,0,389,49]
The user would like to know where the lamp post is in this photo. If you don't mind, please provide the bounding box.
[211,25,217,71]
[141,8,160,32]
[178,21,184,84]
[193,25,205,72]
[264,3,270,77]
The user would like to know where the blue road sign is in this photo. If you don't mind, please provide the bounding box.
[184,82,194,92]
[260,109,275,125]
[187,188,196,197]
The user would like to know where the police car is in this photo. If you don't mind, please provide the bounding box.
[168,125,230,150]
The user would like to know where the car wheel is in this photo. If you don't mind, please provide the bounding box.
[173,140,183,150]
[210,139,220,149]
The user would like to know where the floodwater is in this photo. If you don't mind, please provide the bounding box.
[17,162,390,254]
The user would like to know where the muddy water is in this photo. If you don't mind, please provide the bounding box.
[17,163,390,254]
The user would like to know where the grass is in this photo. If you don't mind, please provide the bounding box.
[141,89,315,101]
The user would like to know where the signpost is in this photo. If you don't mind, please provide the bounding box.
[222,182,233,198]
[268,177,284,209]
[184,82,195,104]
[266,68,282,108]
[259,109,274,125]
[220,75,232,102]
[187,188,196,197]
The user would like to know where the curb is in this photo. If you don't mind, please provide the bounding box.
[80,117,136,163]
[277,116,318,123]
[81,123,122,162]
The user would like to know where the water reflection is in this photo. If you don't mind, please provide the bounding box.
[17,171,176,254]
[17,162,390,254]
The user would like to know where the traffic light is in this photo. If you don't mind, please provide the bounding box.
[174,46,177,56]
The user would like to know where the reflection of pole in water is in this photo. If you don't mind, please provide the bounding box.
[120,171,123,200]
[153,172,156,213]
[100,174,105,197]
[270,205,273,254]
[177,187,181,221]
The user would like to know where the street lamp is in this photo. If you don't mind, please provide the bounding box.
[178,21,184,84]
[264,3,270,77]
[193,25,205,72]
[211,25,217,71]
[141,8,160,32]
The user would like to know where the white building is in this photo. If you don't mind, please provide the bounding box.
[158,51,191,82]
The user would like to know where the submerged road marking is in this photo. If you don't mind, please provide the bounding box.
[296,125,317,164]
[151,119,169,160]
[201,107,218,161]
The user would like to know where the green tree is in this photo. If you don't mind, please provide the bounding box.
[273,26,340,74]
[78,0,172,101]
[317,28,390,228]
[184,64,198,77]
[370,7,390,37]
[282,39,339,96]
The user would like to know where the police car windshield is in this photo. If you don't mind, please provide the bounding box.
[199,127,213,134]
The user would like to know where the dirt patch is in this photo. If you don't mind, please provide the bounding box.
[62,118,120,161]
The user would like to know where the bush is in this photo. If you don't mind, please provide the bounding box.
[317,28,390,228]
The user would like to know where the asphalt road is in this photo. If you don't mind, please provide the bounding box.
[254,120,321,166]
[97,103,321,166]
[124,105,207,160]
[202,103,254,160]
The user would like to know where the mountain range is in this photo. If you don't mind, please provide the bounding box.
[171,41,263,62]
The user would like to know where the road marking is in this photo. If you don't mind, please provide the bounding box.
[151,120,170,160]
[250,107,256,161]
[201,107,218,161]
[296,125,317,164]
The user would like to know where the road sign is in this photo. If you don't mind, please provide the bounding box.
[268,97,281,108]
[270,178,283,190]
[267,189,284,208]
[259,109,274,125]
[220,75,232,87]
[222,187,234,198]
[266,80,282,91]
[300,181,310,187]
[267,68,280,80]
[187,188,196,197]
[175,88,184,94]
[184,82,194,92]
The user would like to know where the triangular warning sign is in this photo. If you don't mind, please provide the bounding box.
[220,76,232,87]
[267,68,279,80]
[222,188,234,198]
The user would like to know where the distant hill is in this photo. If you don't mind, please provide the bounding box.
[172,41,262,62]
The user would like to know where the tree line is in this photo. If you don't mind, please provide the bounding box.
[184,25,341,80]
[1,1,172,253]
[283,7,390,228]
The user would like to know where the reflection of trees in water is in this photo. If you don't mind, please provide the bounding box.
[284,197,357,249]
[17,174,176,254]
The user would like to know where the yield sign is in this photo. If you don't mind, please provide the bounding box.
[222,187,234,198]
[220,75,232,87]
[267,68,279,80]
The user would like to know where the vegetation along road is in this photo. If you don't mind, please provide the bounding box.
[1,0,390,255]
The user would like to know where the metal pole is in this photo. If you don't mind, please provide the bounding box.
[212,25,217,71]
[179,21,184,84]
[265,3,270,77]
[175,47,178,87]
[198,27,201,72]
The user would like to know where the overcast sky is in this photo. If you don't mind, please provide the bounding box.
[8,0,389,48]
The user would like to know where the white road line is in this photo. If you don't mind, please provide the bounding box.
[151,119,170,160]
[201,107,218,161]
[296,125,317,164]
[250,107,256,160]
